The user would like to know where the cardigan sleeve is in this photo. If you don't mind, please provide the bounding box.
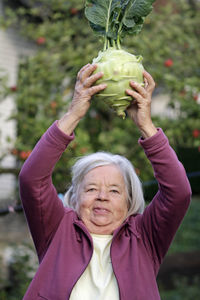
[19,121,74,262]
[137,128,192,272]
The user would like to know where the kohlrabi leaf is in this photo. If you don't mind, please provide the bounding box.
[126,0,155,18]
[85,0,120,38]
[85,0,156,49]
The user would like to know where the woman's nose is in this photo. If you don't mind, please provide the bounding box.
[97,189,108,201]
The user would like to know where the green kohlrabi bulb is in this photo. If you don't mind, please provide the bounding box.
[92,48,144,119]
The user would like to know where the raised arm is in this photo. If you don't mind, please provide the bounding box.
[19,64,107,261]
[19,123,74,261]
[126,70,191,271]
[139,129,191,272]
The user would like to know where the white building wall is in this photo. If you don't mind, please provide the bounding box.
[0,0,36,203]
[151,93,179,119]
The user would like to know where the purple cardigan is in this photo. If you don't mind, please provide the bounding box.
[19,122,191,300]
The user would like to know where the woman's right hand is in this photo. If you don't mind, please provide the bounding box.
[58,64,106,135]
[68,63,107,120]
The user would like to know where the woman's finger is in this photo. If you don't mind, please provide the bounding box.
[126,89,143,102]
[129,81,148,98]
[84,71,104,88]
[143,70,155,93]
[77,64,90,78]
[78,64,97,82]
[88,83,107,96]
[144,77,148,89]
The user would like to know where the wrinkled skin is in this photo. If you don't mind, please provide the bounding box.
[77,164,128,234]
[58,63,157,139]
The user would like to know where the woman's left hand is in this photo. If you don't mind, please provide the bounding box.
[126,70,157,139]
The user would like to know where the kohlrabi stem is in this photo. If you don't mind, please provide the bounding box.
[104,0,122,51]
[103,0,113,51]
[117,35,121,49]
[103,37,110,50]
[103,37,107,51]
[106,1,112,38]
[103,37,119,51]
[112,40,117,49]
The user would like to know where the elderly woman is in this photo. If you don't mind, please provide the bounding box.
[19,64,191,300]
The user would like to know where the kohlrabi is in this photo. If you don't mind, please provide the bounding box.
[85,0,156,118]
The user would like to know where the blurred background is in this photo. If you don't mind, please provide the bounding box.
[0,0,199,299]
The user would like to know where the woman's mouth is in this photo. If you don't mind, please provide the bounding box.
[93,207,110,214]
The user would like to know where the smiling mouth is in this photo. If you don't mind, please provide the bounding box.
[93,207,110,214]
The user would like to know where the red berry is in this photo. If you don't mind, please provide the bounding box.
[71,142,77,150]
[135,168,140,175]
[36,37,46,45]
[70,8,78,15]
[193,94,198,101]
[164,59,173,67]
[20,150,32,160]
[11,148,18,155]
[80,147,88,154]
[50,101,57,109]
[179,89,186,96]
[10,86,17,92]
[192,129,200,138]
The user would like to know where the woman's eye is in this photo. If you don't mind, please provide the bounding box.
[87,188,96,192]
[110,189,119,194]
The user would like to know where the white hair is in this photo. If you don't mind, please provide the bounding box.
[64,152,145,217]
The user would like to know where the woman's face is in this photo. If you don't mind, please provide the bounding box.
[77,164,128,235]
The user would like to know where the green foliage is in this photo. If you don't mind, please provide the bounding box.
[85,0,156,49]
[124,0,200,150]
[0,245,37,300]
[160,276,200,300]
[0,69,9,101]
[158,197,200,299]
[0,0,199,194]
[168,197,200,253]
[0,2,199,297]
